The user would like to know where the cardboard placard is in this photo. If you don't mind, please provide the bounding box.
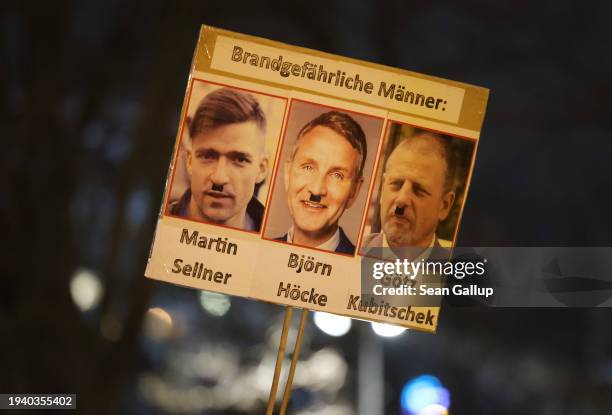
[145,25,489,333]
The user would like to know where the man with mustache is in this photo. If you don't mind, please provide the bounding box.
[277,111,367,255]
[167,87,269,232]
[363,132,455,258]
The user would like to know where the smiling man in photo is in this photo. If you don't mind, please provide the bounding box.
[167,87,269,231]
[277,111,367,254]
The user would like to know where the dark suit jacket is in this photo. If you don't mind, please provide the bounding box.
[276,227,355,255]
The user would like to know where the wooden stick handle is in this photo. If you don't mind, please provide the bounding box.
[279,308,309,415]
[266,306,294,415]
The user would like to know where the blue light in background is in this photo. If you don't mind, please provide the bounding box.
[400,374,450,415]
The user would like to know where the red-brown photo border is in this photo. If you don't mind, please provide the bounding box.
[163,77,290,235]
[261,98,387,258]
[356,118,479,259]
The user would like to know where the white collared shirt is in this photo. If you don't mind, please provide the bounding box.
[382,232,436,262]
[287,227,341,252]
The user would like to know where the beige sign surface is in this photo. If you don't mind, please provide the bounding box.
[145,25,489,333]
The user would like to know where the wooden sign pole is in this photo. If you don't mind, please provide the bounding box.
[279,309,309,415]
[266,306,309,415]
[266,306,294,415]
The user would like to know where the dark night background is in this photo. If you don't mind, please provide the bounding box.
[2,1,611,414]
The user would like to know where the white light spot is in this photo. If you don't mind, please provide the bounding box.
[371,322,406,337]
[199,292,231,317]
[313,312,352,337]
[70,268,103,312]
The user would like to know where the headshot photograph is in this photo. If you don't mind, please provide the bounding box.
[263,100,384,256]
[165,80,287,232]
[360,122,476,258]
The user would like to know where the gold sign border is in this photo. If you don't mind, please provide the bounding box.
[194,25,489,133]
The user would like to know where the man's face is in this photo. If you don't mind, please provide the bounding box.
[284,125,362,240]
[380,138,455,247]
[186,121,267,227]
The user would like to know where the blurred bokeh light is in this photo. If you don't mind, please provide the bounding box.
[401,375,450,415]
[371,321,406,337]
[144,307,174,340]
[313,311,352,337]
[199,291,231,317]
[70,267,104,312]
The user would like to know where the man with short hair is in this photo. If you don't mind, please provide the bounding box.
[362,132,455,258]
[278,111,367,255]
[167,87,269,232]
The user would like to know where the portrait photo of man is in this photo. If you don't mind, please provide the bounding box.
[264,101,384,255]
[361,124,475,260]
[166,82,286,232]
